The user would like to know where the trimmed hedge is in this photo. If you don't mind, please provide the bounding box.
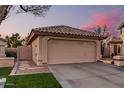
[5,51,17,58]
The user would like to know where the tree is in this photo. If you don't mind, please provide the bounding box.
[0,5,51,24]
[0,5,12,24]
[5,33,25,48]
[94,25,102,35]
[94,25,109,56]
[103,25,107,34]
[94,25,108,36]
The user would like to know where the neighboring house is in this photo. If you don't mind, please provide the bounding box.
[109,37,122,56]
[0,37,6,57]
[25,25,105,65]
[103,36,123,57]
[103,21,124,58]
[118,21,124,55]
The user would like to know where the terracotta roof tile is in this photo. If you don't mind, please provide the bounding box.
[32,25,102,37]
[118,21,124,29]
[27,25,106,44]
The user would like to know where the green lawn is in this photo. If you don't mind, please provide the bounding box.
[0,67,62,88]
[0,67,12,78]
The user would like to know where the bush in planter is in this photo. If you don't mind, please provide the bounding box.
[5,51,17,59]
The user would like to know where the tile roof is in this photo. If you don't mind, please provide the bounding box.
[33,25,104,37]
[27,25,106,44]
[118,21,124,29]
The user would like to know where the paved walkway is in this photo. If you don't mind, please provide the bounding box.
[49,62,124,88]
[10,61,49,75]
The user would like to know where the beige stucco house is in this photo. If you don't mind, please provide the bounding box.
[109,37,122,56]
[118,21,124,55]
[102,21,124,59]
[103,36,123,58]
[26,25,105,65]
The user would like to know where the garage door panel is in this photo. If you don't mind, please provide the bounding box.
[48,39,96,64]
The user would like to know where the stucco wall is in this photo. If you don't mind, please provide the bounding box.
[0,40,6,57]
[37,36,42,65]
[17,45,32,61]
[95,40,101,60]
[32,36,101,65]
[109,44,114,56]
[103,45,110,57]
[120,27,124,55]
[6,48,17,53]
[31,36,42,65]
[120,27,124,42]
[0,57,14,67]
[32,37,38,64]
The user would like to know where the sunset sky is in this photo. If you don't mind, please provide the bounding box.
[0,5,124,38]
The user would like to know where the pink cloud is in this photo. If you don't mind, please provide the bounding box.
[83,13,111,27]
[80,8,124,36]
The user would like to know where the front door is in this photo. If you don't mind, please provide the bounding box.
[114,44,121,55]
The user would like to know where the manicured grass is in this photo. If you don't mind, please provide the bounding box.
[0,67,62,88]
[0,67,12,78]
[5,73,62,88]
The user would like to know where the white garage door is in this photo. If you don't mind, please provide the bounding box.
[48,39,96,64]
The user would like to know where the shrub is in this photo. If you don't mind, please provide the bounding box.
[5,50,17,59]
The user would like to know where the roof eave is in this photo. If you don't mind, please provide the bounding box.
[27,31,106,44]
[118,21,124,30]
[27,31,37,45]
[118,26,123,30]
[109,41,123,44]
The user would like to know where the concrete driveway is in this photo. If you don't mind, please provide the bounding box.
[49,62,124,88]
